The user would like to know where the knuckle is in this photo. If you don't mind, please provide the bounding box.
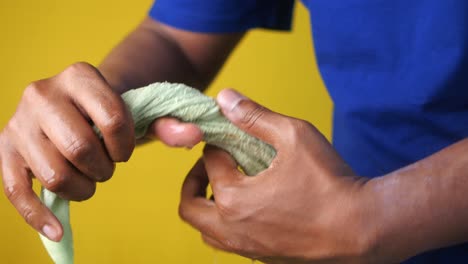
[22,207,38,225]
[215,191,237,216]
[293,119,312,135]
[103,111,134,162]
[239,102,266,130]
[283,118,312,145]
[62,61,95,78]
[4,118,21,136]
[4,185,40,226]
[64,136,94,164]
[101,112,127,138]
[23,81,46,103]
[4,183,22,203]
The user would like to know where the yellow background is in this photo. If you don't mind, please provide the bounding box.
[0,1,331,263]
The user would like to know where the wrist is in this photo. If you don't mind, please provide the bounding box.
[354,177,388,264]
[359,174,424,264]
[345,177,383,264]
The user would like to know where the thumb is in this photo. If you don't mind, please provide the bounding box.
[216,89,288,147]
[143,117,203,148]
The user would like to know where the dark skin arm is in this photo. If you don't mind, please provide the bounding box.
[366,139,468,262]
[100,18,243,146]
[0,17,243,241]
[100,18,242,94]
[179,88,468,263]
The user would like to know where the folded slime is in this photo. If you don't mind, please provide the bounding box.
[39,82,276,263]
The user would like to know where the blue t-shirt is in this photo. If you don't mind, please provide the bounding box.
[150,1,468,263]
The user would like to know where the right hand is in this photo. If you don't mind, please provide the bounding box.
[0,62,203,241]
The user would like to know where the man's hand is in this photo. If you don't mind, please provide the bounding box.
[0,62,202,242]
[178,89,377,263]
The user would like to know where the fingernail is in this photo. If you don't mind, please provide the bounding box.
[217,89,247,112]
[42,224,59,241]
[40,166,56,185]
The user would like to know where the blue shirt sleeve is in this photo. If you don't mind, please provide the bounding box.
[149,0,295,33]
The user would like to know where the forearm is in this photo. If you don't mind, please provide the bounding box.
[99,18,202,93]
[364,138,468,262]
[99,18,243,94]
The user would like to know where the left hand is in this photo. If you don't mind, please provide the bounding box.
[178,89,379,264]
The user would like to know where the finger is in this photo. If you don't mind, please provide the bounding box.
[216,89,289,147]
[146,117,203,148]
[1,151,63,241]
[202,234,230,252]
[61,62,135,162]
[203,234,256,259]
[203,145,241,190]
[18,133,96,201]
[38,100,115,182]
[179,159,224,238]
[180,159,209,202]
